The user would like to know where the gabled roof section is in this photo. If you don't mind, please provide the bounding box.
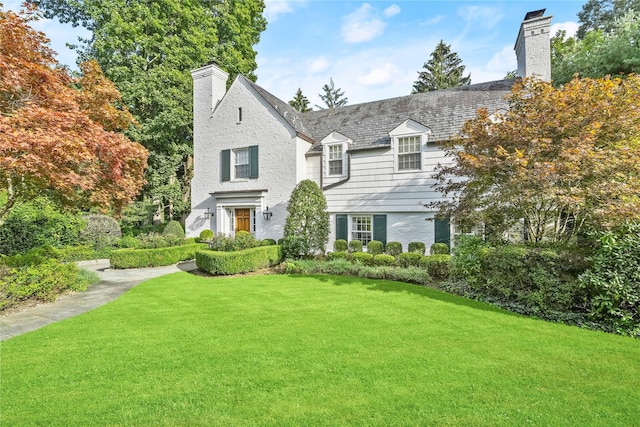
[242,76,315,143]
[303,79,515,152]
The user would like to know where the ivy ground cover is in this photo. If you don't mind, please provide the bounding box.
[2,274,639,426]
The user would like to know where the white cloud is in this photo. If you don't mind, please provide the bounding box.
[422,15,445,26]
[264,0,307,22]
[485,45,516,73]
[341,3,388,44]
[383,4,401,18]
[457,5,503,30]
[307,57,330,74]
[359,62,403,86]
[550,21,580,38]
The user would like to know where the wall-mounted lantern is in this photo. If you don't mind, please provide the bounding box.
[263,206,273,221]
[204,207,213,219]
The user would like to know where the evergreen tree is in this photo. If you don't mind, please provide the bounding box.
[412,40,471,93]
[282,180,329,258]
[289,88,312,112]
[317,78,348,109]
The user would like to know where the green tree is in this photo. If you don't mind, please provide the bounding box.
[577,0,640,38]
[317,78,348,109]
[412,40,471,93]
[430,76,640,243]
[34,0,267,221]
[282,180,329,258]
[289,88,312,112]
[552,11,640,85]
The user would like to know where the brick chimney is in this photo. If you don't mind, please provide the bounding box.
[514,9,552,82]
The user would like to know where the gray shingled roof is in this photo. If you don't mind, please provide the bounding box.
[245,76,514,152]
[302,79,514,151]
[244,77,314,141]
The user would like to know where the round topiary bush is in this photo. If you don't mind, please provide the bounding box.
[420,254,452,279]
[327,251,348,260]
[348,240,363,253]
[80,214,122,249]
[373,254,396,266]
[430,242,450,255]
[386,241,402,257]
[350,251,373,265]
[233,230,259,251]
[333,239,348,252]
[199,229,214,241]
[399,252,423,267]
[162,220,185,240]
[408,242,426,255]
[261,238,277,246]
[367,240,384,255]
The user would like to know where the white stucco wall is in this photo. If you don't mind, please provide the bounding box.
[186,69,303,240]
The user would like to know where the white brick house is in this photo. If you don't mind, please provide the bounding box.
[185,10,552,252]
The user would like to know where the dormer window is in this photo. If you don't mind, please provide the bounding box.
[328,144,343,175]
[398,136,421,170]
[389,119,431,173]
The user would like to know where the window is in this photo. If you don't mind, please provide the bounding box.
[221,146,258,181]
[351,216,372,245]
[235,148,249,178]
[238,107,243,122]
[328,144,343,175]
[398,136,421,170]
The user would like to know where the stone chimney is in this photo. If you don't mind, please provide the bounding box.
[514,9,552,82]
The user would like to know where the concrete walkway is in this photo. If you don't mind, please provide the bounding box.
[0,259,198,341]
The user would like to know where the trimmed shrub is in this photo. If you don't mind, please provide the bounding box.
[348,240,363,253]
[233,230,260,251]
[450,235,488,286]
[199,229,214,241]
[399,252,423,267]
[110,243,207,268]
[367,240,384,255]
[80,214,122,249]
[430,242,450,255]
[281,235,307,259]
[196,245,281,275]
[209,234,235,252]
[0,261,99,311]
[327,251,348,261]
[420,254,451,279]
[386,241,402,257]
[373,254,396,266]
[162,220,185,245]
[117,235,141,249]
[277,238,285,245]
[333,239,348,252]
[261,239,277,246]
[349,252,373,265]
[283,179,330,257]
[408,242,426,255]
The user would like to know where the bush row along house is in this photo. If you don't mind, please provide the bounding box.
[185,9,552,253]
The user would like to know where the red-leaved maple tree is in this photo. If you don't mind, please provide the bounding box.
[0,4,147,218]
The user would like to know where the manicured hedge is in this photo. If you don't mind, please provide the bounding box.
[196,245,281,275]
[110,243,208,269]
[420,254,451,279]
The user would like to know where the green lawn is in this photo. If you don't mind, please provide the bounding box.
[2,273,639,426]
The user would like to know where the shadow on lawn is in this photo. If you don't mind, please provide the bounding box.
[286,273,518,317]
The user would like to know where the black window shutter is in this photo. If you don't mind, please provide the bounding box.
[249,145,259,179]
[373,214,387,246]
[336,214,348,241]
[434,216,451,245]
[221,149,230,181]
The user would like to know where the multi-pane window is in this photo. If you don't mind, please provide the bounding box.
[398,136,421,170]
[328,144,343,175]
[351,216,372,245]
[235,148,249,178]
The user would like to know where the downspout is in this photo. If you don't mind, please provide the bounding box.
[322,152,351,190]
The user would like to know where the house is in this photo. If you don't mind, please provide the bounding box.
[184,10,552,252]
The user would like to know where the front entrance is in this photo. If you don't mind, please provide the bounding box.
[235,208,251,233]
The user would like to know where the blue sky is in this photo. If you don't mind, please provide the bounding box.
[4,0,585,106]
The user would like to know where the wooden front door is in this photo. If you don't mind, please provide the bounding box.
[235,209,251,233]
